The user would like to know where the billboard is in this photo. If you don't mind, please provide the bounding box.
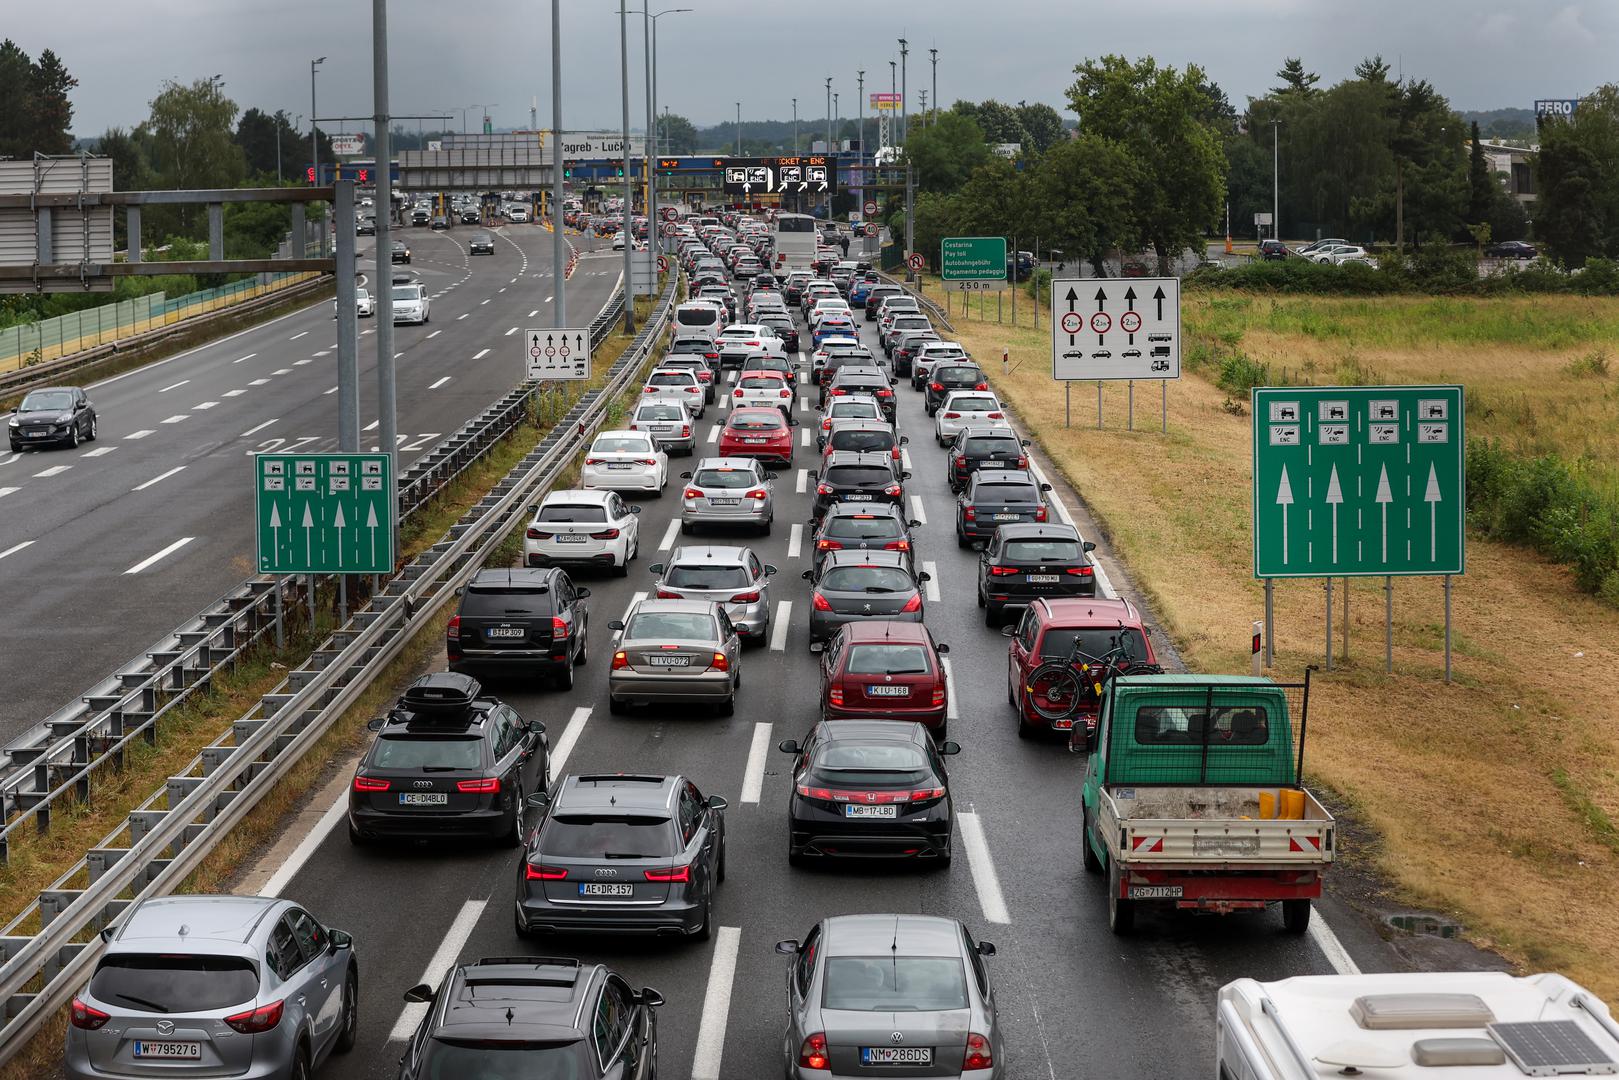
[869,93,902,111]
[1535,99,1580,119]
[330,134,365,156]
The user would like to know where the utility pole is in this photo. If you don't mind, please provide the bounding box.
[551,0,567,327]
[856,71,864,201]
[833,91,839,150]
[310,57,326,186]
[792,98,798,155]
[619,0,635,332]
[1270,119,1281,242]
[825,77,832,155]
[735,102,741,156]
[930,47,938,127]
[642,5,652,235]
[898,38,908,146]
[900,38,912,277]
[369,0,397,559]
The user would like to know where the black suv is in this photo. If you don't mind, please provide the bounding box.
[947,425,1029,491]
[810,451,908,520]
[397,957,663,1079]
[447,568,591,689]
[516,773,728,939]
[977,522,1098,624]
[925,362,989,416]
[348,673,549,845]
[826,367,897,422]
[810,502,919,576]
[956,468,1051,548]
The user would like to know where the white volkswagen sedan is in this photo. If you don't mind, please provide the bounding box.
[580,430,668,495]
[934,390,1009,445]
[523,489,642,577]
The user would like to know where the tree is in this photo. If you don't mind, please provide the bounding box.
[952,158,1036,241]
[1067,56,1227,272]
[1028,133,1137,269]
[658,112,698,155]
[1272,58,1320,97]
[1467,121,1493,224]
[1014,101,1065,154]
[235,108,281,179]
[1532,86,1619,267]
[29,49,76,154]
[964,100,1028,148]
[1354,55,1392,83]
[902,110,991,194]
[0,40,35,159]
[144,77,246,234]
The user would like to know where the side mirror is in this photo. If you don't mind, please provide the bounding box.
[527,719,547,735]
[100,927,116,943]
[637,987,666,1008]
[1083,541,1097,553]
[630,505,643,514]
[916,571,931,583]
[800,569,813,581]
[453,586,464,597]
[765,472,779,481]
[328,928,354,952]
[679,471,693,479]
[608,619,626,631]
[908,519,923,529]
[1021,439,1032,447]
[808,641,826,654]
[1040,483,1053,492]
[775,939,801,956]
[807,470,819,480]
[403,983,435,1003]
[901,472,912,481]
[1000,624,1016,638]
[366,717,386,732]
[1086,727,1099,752]
[939,740,962,756]
[977,941,998,957]
[764,564,778,576]
[528,504,539,515]
[576,587,592,599]
[971,541,987,552]
[706,795,729,811]
[526,791,552,812]
[935,643,950,655]
[778,739,801,754]
[648,563,665,575]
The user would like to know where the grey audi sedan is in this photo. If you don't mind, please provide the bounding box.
[607,599,741,716]
[777,913,1003,1078]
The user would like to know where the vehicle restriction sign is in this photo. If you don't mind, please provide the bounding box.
[1059,311,1084,336]
[1090,312,1112,335]
[1120,311,1142,334]
[907,252,924,271]
[525,328,592,382]
[864,201,877,216]
[656,255,669,273]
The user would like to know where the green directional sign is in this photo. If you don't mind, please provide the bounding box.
[939,236,1007,287]
[255,453,394,575]
[1252,386,1464,578]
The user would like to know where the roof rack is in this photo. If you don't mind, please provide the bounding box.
[575,773,667,785]
[397,672,483,724]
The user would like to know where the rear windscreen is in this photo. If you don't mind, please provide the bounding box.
[90,954,259,1014]
[740,376,783,389]
[825,466,894,488]
[666,565,750,589]
[1005,539,1082,561]
[592,436,654,453]
[945,397,997,412]
[937,366,982,383]
[536,504,607,523]
[370,735,484,770]
[461,588,551,616]
[846,644,933,676]
[830,431,895,454]
[648,373,693,387]
[824,516,901,539]
[729,413,785,431]
[540,815,679,858]
[974,483,1037,503]
[421,1042,585,1079]
[1038,627,1148,663]
[676,308,718,326]
[635,404,686,421]
[963,437,1019,456]
[625,611,715,640]
[692,469,754,489]
[824,958,967,1012]
[820,565,912,593]
[830,401,881,419]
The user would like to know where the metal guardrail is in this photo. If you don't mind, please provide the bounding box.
[0,271,675,1061]
[876,270,955,334]
[0,285,630,863]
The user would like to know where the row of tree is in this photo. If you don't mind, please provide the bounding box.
[0,40,77,159]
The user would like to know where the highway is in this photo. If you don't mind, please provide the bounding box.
[235,267,1405,1078]
[0,223,621,732]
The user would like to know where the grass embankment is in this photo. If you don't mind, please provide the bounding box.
[924,277,1619,994]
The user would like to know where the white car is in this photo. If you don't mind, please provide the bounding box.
[731,370,795,414]
[507,205,530,223]
[642,367,707,418]
[523,489,643,577]
[809,299,852,324]
[391,282,430,325]
[1309,244,1369,265]
[810,337,866,371]
[715,323,788,367]
[935,390,1008,444]
[580,430,668,494]
[815,394,885,448]
[612,233,626,250]
[334,288,373,319]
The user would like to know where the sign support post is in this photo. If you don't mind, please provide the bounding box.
[1127,380,1133,431]
[1162,381,1167,434]
[1384,576,1393,672]
[1263,579,1274,669]
[1444,575,1453,684]
[1324,576,1333,671]
[1342,576,1350,659]
[274,578,285,651]
[1097,381,1103,429]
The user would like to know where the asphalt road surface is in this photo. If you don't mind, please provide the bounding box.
[240,268,1407,1079]
[0,223,620,733]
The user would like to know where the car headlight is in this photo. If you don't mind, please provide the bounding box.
[6,417,17,428]
[56,413,74,424]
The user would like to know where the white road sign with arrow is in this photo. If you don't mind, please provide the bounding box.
[1050,275,1181,382]
[525,327,592,382]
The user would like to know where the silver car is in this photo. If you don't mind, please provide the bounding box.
[607,599,742,716]
[777,914,1003,1079]
[631,399,697,456]
[649,545,778,643]
[679,456,776,534]
[66,894,358,1080]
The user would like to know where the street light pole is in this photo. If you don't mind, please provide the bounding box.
[900,38,913,276]
[551,0,567,327]
[619,0,635,333]
[930,48,938,127]
[1271,118,1281,241]
[310,57,326,185]
[825,77,832,156]
[735,101,741,155]
[369,0,397,557]
[856,71,864,194]
[898,38,908,146]
[792,98,798,155]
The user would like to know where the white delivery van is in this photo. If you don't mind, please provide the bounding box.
[673,300,725,343]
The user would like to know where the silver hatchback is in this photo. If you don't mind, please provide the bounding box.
[66,894,358,1080]
[679,456,776,535]
[777,914,1003,1079]
[650,544,778,643]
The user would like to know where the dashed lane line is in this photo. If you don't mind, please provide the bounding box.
[160,415,187,424]
[690,926,742,1080]
[239,419,278,438]
[740,723,773,803]
[957,811,1011,924]
[910,494,927,524]
[387,900,489,1043]
[132,466,186,491]
[787,523,803,559]
[123,536,194,575]
[33,465,71,478]
[125,429,155,440]
[658,519,679,551]
[0,540,34,561]
[769,601,792,651]
[428,376,451,389]
[80,446,116,458]
[232,353,256,364]
[157,380,189,393]
[473,348,491,360]
[548,706,593,781]
[922,560,941,603]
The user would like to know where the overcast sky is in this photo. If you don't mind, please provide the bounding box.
[10,0,1615,139]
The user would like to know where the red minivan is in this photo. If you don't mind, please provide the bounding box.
[1004,597,1156,739]
[813,621,951,736]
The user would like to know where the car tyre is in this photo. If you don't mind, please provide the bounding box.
[289,1048,311,1080]
[984,603,1002,628]
[1108,861,1136,935]
[613,556,629,578]
[335,967,359,1053]
[555,659,575,691]
[608,696,628,716]
[680,520,694,535]
[694,888,714,942]
[1282,899,1312,934]
[501,791,525,848]
[1081,805,1103,873]
[7,441,19,454]
[67,423,79,449]
[717,693,735,718]
[86,416,97,442]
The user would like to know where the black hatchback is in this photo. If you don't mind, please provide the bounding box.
[348,673,549,845]
[9,385,97,451]
[447,568,590,689]
[826,367,897,422]
[956,469,1051,547]
[976,522,1098,624]
[810,451,908,520]
[810,503,918,576]
[803,549,927,643]
[946,425,1029,492]
[925,363,989,415]
[778,720,960,864]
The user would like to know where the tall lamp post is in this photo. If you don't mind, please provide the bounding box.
[1270,118,1281,241]
[551,0,566,326]
[825,77,832,156]
[309,57,326,185]
[642,7,691,252]
[792,98,798,155]
[899,38,912,276]
[929,48,938,127]
[735,102,742,155]
[618,1,635,332]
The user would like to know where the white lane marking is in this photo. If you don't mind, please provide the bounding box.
[658,519,679,551]
[248,378,270,386]
[0,453,17,466]
[261,794,349,898]
[322,386,338,395]
[505,326,518,335]
[902,447,913,471]
[364,421,380,432]
[1310,916,1363,976]
[0,487,17,499]
[193,401,219,410]
[510,277,518,284]
[795,469,807,494]
[123,536,194,575]
[480,298,490,305]
[726,370,737,383]
[690,926,742,1080]
[499,287,507,293]
[232,352,256,364]
[0,540,34,561]
[769,601,792,651]
[222,389,247,397]
[910,494,927,525]
[957,811,1011,924]
[528,309,539,317]
[289,330,308,340]
[799,395,810,413]
[33,465,71,478]
[544,295,554,302]
[941,656,959,721]
[272,368,293,376]
[157,379,189,393]
[456,312,469,320]
[239,419,278,438]
[80,446,116,458]
[613,592,648,644]
[387,900,489,1042]
[428,376,451,389]
[740,723,773,804]
[426,329,441,339]
[705,424,720,444]
[392,352,403,360]
[549,706,593,780]
[800,427,811,447]
[132,465,186,491]
[293,358,314,366]
[473,348,491,360]
[125,429,155,440]
[161,415,187,424]
[922,560,941,603]
[1026,459,1118,600]
[787,523,803,559]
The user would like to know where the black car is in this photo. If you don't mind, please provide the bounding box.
[946,425,1029,491]
[864,285,902,320]
[925,362,989,415]
[516,772,727,939]
[356,216,376,235]
[810,502,918,575]
[956,468,1051,548]
[977,522,1098,624]
[390,240,411,264]
[1259,239,1290,261]
[469,231,495,255]
[347,672,549,845]
[757,313,799,352]
[783,275,810,304]
[803,549,927,643]
[411,208,430,226]
[1486,239,1538,260]
[778,720,959,864]
[810,451,908,521]
[8,385,96,451]
[459,207,480,224]
[397,957,662,1079]
[667,335,722,378]
[825,367,897,422]
[447,567,591,689]
[891,330,943,379]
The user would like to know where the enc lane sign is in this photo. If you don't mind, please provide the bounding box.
[1050,276,1181,382]
[526,327,592,382]
[256,453,393,575]
[1251,385,1465,579]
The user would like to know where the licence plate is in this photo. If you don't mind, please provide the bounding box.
[846,493,873,501]
[553,534,588,544]
[487,627,526,637]
[28,429,46,437]
[1028,574,1060,583]
[134,1042,201,1060]
[845,804,898,819]
[743,437,766,444]
[981,459,1007,468]
[651,424,675,433]
[579,883,635,897]
[993,512,1020,521]
[647,655,691,667]
[606,462,633,470]
[862,1047,933,1066]
[399,792,448,806]
[1129,885,1184,899]
[710,498,740,506]
[867,684,910,697]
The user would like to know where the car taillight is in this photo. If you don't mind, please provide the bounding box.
[883,484,902,496]
[892,447,902,459]
[909,785,947,804]
[705,352,719,360]
[817,484,834,496]
[884,539,910,551]
[70,997,110,1031]
[589,528,620,540]
[780,388,791,398]
[821,418,833,430]
[549,617,569,637]
[682,425,691,437]
[643,387,657,394]
[730,590,761,603]
[585,457,606,465]
[611,650,628,669]
[799,1032,830,1070]
[656,588,683,599]
[709,651,730,672]
[989,565,1018,576]
[644,864,691,882]
[352,774,391,793]
[457,777,501,793]
[684,487,703,499]
[686,387,700,394]
[964,1033,994,1070]
[987,412,1004,419]
[746,489,768,500]
[901,593,922,612]
[811,591,833,612]
[636,458,659,466]
[943,412,960,420]
[828,687,844,706]
[816,539,842,551]
[974,382,988,391]
[1017,455,1028,467]
[1035,506,1048,522]
[225,999,284,1035]
[831,388,847,396]
[1068,566,1095,576]
[930,382,944,392]
[932,687,947,707]
[445,615,460,641]
[526,527,551,540]
[876,389,893,397]
[964,507,976,520]
[525,863,569,880]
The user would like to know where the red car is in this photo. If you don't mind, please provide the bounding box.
[813,621,951,736]
[717,406,795,466]
[1003,597,1156,739]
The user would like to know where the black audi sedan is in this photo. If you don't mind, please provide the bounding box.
[778,720,959,865]
[8,386,96,451]
[976,521,1098,625]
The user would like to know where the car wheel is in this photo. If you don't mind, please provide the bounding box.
[955,529,968,550]
[502,790,525,848]
[1081,805,1103,874]
[555,659,574,691]
[86,416,98,442]
[289,1048,311,1080]
[983,604,1001,628]
[680,520,694,535]
[613,556,629,578]
[694,888,714,942]
[334,967,359,1053]
[759,516,772,536]
[1282,899,1312,934]
[67,423,79,449]
[608,696,628,716]
[7,442,19,454]
[514,907,536,940]
[1108,861,1136,935]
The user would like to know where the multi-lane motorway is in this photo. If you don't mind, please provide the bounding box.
[0,224,621,730]
[229,265,1406,1078]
